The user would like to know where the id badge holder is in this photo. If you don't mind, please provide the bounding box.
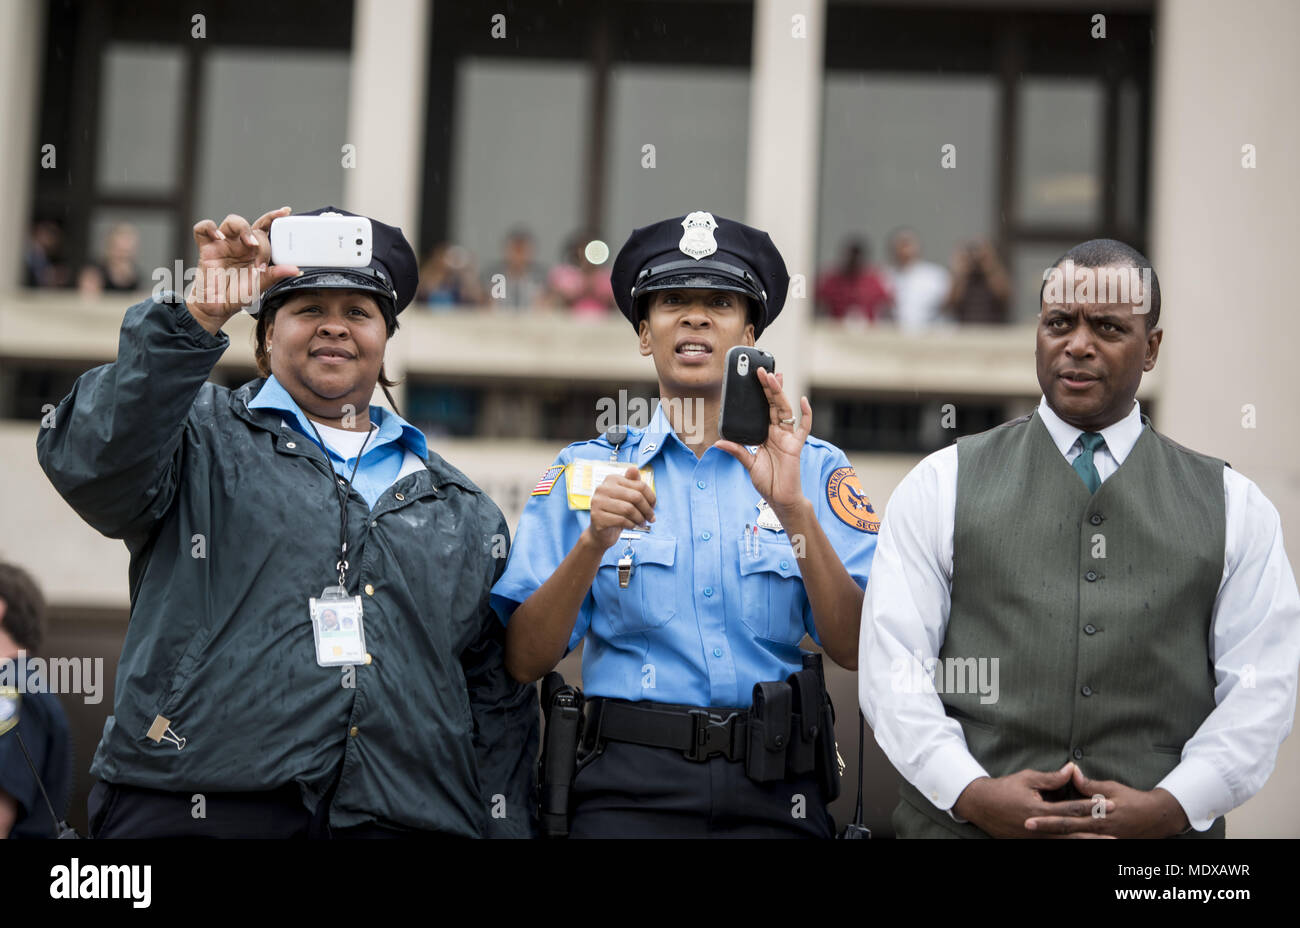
[566,460,655,510]
[309,585,366,667]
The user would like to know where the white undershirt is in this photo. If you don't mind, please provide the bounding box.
[859,397,1300,832]
[311,420,426,481]
[312,421,376,460]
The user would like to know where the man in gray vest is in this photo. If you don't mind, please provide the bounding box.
[860,239,1300,838]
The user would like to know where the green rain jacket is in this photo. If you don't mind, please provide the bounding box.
[36,296,538,837]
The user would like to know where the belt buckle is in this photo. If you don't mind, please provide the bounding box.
[685,709,737,762]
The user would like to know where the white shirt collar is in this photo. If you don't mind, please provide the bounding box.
[1037,395,1144,465]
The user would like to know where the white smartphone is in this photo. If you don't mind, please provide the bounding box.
[270,214,373,268]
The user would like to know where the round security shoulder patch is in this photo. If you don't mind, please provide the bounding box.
[826,466,879,533]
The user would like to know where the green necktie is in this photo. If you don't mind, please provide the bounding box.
[1071,432,1106,494]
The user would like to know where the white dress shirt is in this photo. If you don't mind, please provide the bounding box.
[860,396,1300,832]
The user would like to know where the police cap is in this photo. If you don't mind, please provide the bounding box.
[610,211,790,338]
[251,206,419,328]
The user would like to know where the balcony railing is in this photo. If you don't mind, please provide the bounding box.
[0,291,1161,400]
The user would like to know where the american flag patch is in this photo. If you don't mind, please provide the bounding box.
[532,465,565,496]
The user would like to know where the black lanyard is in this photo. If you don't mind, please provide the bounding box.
[305,418,374,589]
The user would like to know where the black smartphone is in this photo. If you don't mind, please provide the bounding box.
[718,346,775,445]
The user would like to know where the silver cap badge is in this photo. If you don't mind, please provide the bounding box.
[679,211,719,260]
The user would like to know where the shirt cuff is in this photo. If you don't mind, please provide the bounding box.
[912,741,990,813]
[1156,756,1235,832]
[488,592,519,628]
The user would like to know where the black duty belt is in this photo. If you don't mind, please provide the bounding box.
[589,698,752,763]
[540,652,842,835]
[539,659,861,838]
[586,674,833,790]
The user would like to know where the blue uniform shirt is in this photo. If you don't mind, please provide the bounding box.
[248,374,429,509]
[491,403,878,707]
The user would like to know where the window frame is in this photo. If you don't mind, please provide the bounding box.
[31,0,354,275]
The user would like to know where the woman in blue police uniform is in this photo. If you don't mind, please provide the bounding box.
[492,212,877,837]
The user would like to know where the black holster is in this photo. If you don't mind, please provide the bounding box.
[538,671,584,839]
[801,653,842,803]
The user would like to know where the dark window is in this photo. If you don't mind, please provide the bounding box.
[1,363,86,421]
[31,0,353,284]
[813,393,1010,454]
[819,4,1154,322]
[419,0,755,288]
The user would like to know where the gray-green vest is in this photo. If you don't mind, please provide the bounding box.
[895,410,1228,838]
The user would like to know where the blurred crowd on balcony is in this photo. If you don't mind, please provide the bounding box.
[815,229,1012,329]
[25,219,1012,328]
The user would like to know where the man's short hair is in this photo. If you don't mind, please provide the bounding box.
[1040,238,1162,329]
[0,563,46,653]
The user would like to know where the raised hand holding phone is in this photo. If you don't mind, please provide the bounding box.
[715,359,812,515]
[185,206,300,335]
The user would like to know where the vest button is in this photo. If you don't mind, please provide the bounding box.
[1072,748,1083,760]
[1081,685,1093,696]
[1084,624,1097,635]
[286,441,297,449]
[1090,513,1104,525]
[1085,570,1098,582]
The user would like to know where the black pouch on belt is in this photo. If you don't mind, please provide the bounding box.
[746,681,792,782]
[538,671,584,839]
[786,668,821,776]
